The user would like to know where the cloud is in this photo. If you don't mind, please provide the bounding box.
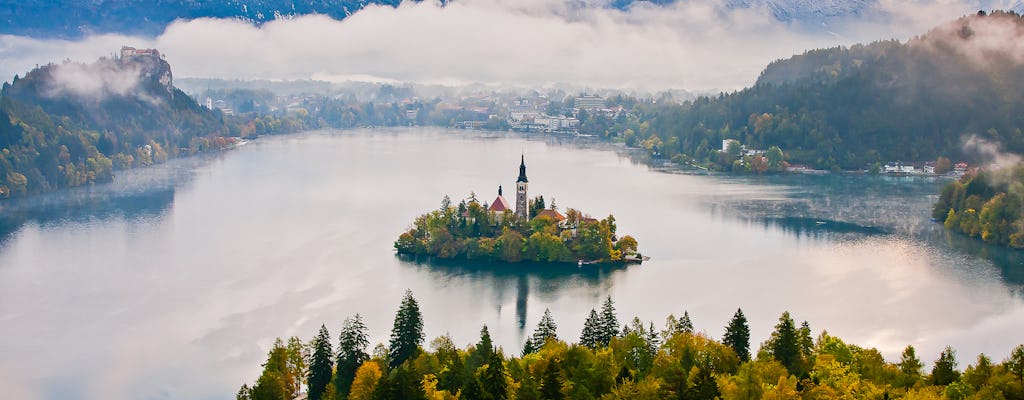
[44,60,145,100]
[0,0,1012,92]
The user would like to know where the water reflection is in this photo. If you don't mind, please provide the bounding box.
[0,151,222,248]
[397,255,632,332]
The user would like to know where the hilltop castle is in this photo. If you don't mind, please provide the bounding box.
[488,155,530,220]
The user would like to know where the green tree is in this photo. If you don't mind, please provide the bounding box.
[769,311,801,376]
[526,308,559,353]
[539,359,564,400]
[308,325,334,400]
[389,289,425,369]
[251,340,295,400]
[597,296,620,347]
[931,345,960,386]
[1008,344,1024,384]
[480,350,510,400]
[897,345,924,388]
[579,309,601,349]
[336,314,370,399]
[723,308,751,362]
[676,311,694,334]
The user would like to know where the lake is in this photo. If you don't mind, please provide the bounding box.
[0,128,1021,400]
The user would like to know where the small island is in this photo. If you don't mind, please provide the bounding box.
[395,156,642,264]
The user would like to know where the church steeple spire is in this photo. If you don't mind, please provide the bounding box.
[515,155,529,219]
[517,154,528,183]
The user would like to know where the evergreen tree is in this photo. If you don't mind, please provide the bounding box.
[470,325,495,372]
[307,325,334,400]
[462,375,484,400]
[931,346,960,386]
[770,311,801,375]
[388,289,424,369]
[336,314,370,399]
[798,321,814,359]
[723,308,751,362]
[1008,344,1024,384]
[579,309,601,349]
[539,359,564,400]
[526,308,558,353]
[481,349,510,400]
[236,384,252,400]
[677,310,694,334]
[597,296,620,346]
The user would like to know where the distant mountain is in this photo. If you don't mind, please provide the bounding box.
[4,0,1022,39]
[615,11,1024,170]
[0,48,236,198]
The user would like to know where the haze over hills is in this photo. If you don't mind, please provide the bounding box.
[2,0,1022,39]
[622,10,1024,169]
[4,0,1024,91]
[0,48,234,197]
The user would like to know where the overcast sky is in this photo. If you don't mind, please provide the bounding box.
[0,0,1015,92]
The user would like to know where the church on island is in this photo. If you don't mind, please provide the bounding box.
[486,155,565,223]
[394,153,640,264]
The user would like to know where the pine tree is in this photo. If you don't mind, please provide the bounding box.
[798,321,814,358]
[481,349,509,400]
[388,289,425,369]
[539,359,564,400]
[526,308,558,353]
[597,296,620,346]
[236,384,251,400]
[336,314,370,399]
[579,309,601,349]
[307,325,334,400]
[723,308,751,362]
[770,311,801,375]
[470,325,495,371]
[677,311,694,334]
[931,346,960,386]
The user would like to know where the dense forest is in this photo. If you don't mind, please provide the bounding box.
[237,290,1024,400]
[581,11,1024,171]
[0,52,240,198]
[394,195,639,263]
[932,163,1024,248]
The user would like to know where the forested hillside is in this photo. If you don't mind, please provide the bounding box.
[0,51,236,198]
[605,11,1024,170]
[933,163,1024,248]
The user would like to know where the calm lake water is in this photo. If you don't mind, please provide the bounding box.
[0,128,1022,399]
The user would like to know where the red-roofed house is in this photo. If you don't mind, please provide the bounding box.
[489,186,512,213]
[534,209,566,222]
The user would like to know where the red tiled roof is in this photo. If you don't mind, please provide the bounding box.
[535,209,566,221]
[489,195,512,212]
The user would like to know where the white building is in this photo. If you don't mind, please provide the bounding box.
[574,95,605,111]
[722,139,740,152]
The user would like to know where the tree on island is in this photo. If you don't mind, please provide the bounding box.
[396,196,639,264]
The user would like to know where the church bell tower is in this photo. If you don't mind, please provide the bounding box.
[516,155,528,219]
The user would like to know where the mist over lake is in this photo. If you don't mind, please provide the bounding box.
[0,127,1021,399]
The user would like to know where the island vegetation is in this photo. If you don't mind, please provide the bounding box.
[237,289,1024,400]
[395,195,639,264]
[932,163,1024,248]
